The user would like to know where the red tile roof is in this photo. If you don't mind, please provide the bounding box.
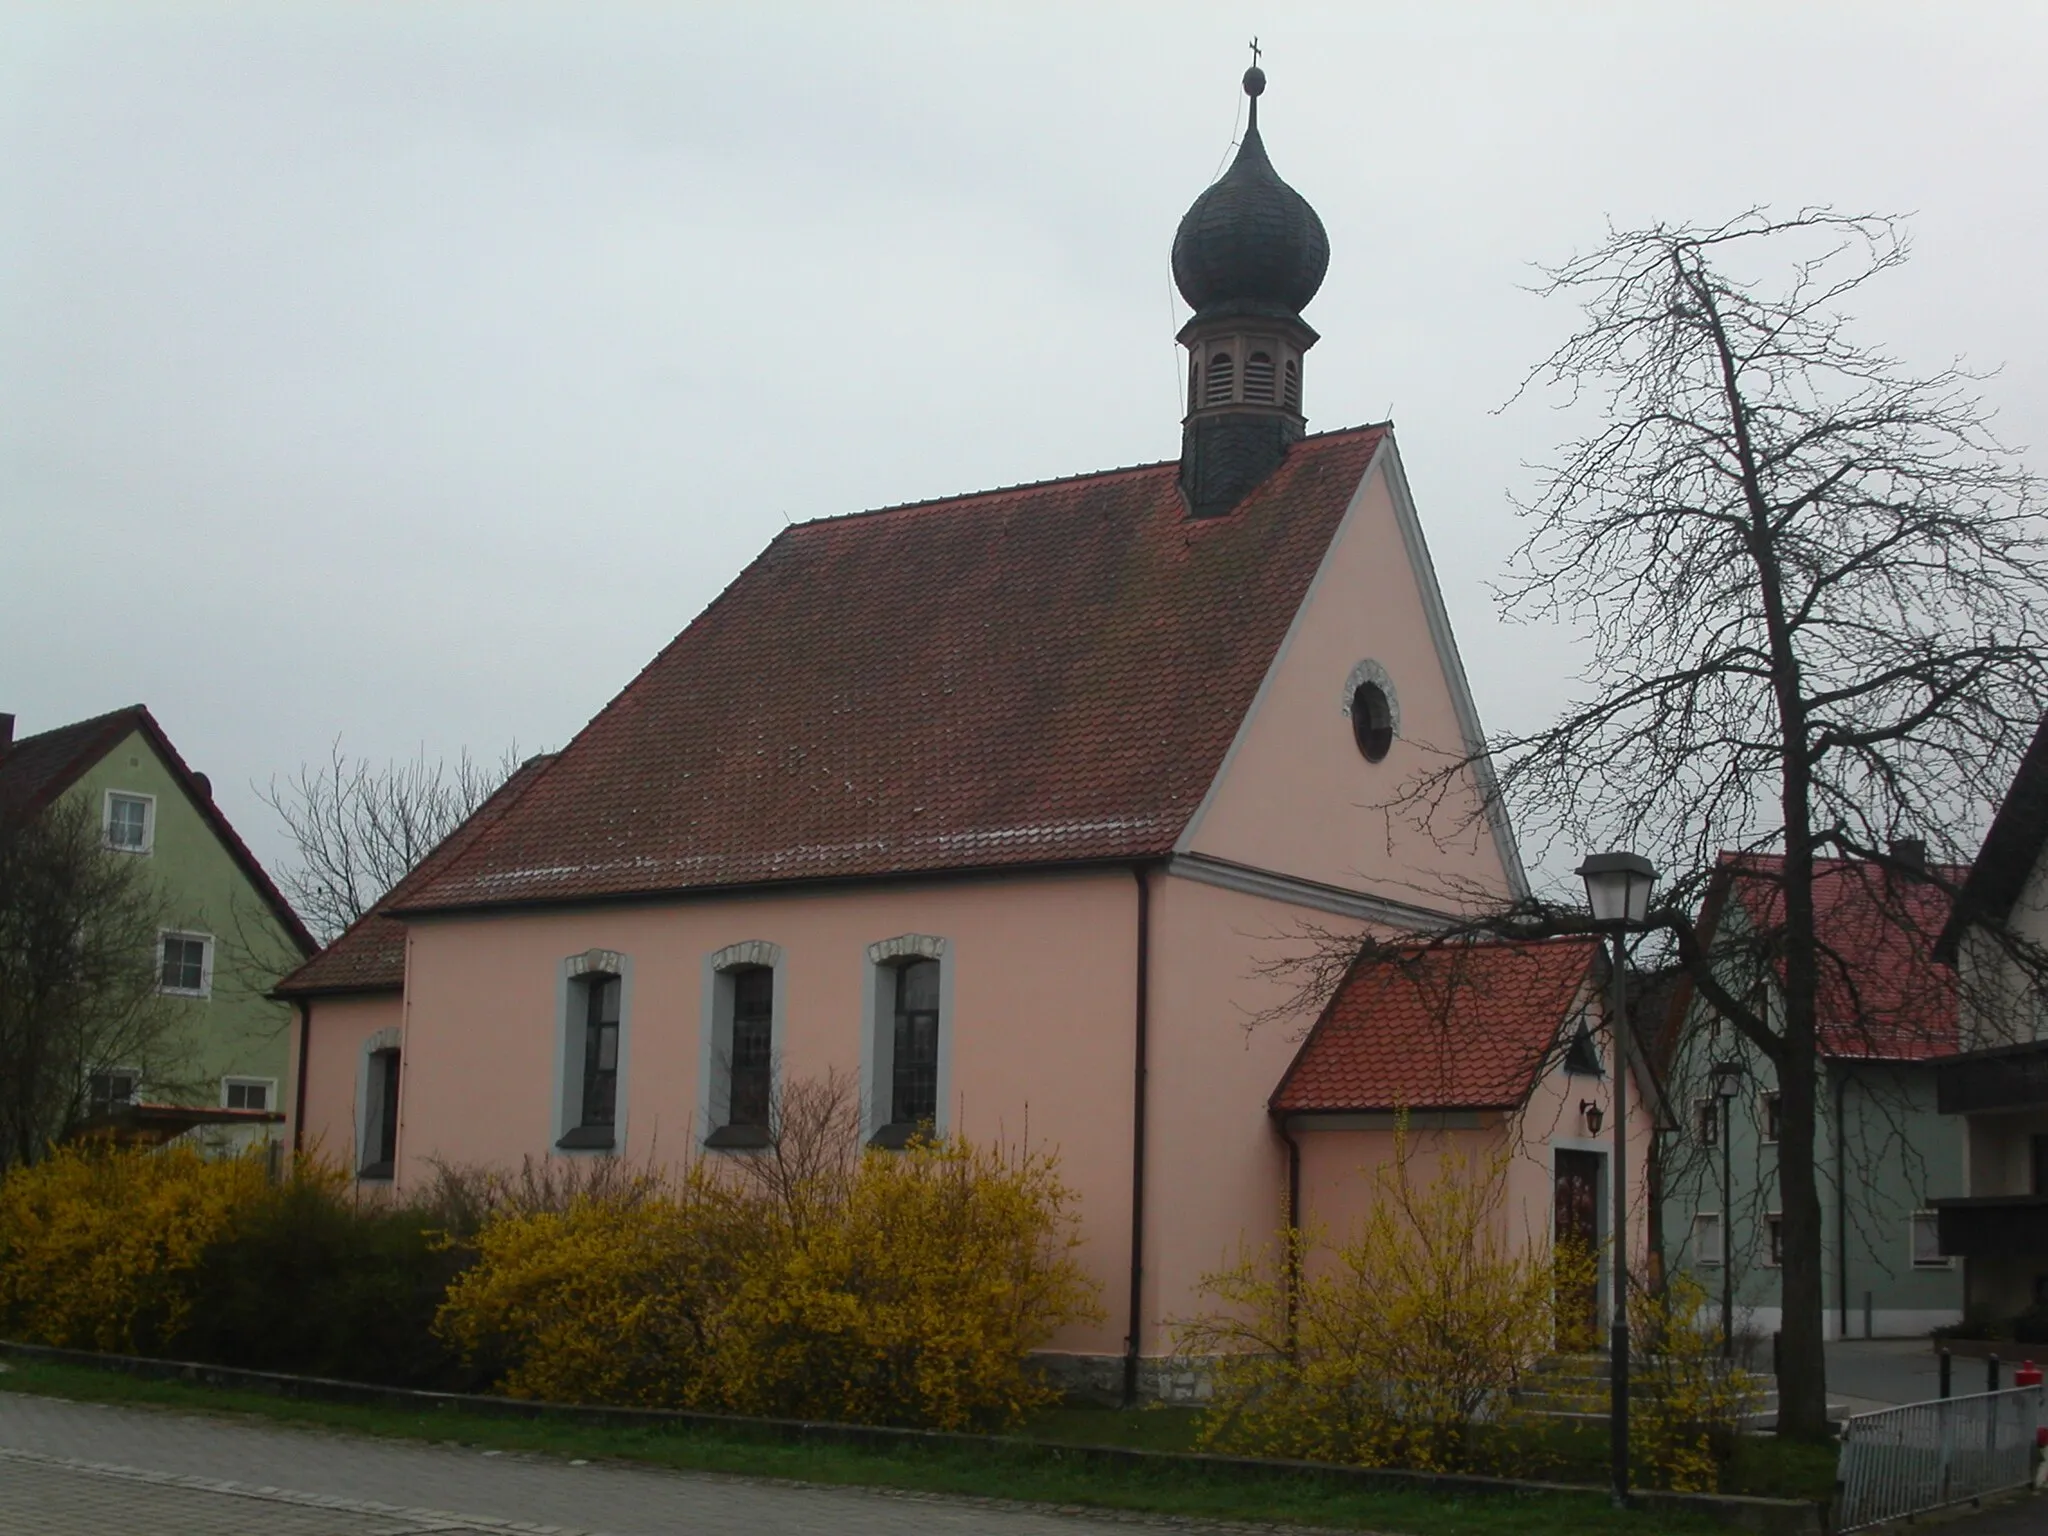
[1716,852,1962,1060]
[397,427,1388,912]
[274,753,557,997]
[0,707,142,815]
[1271,937,1604,1113]
[0,705,315,957]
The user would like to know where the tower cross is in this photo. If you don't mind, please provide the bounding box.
[1248,36,1261,68]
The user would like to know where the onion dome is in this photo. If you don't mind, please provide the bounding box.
[1171,67,1329,320]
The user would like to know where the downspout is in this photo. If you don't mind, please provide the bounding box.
[1123,864,1153,1407]
[292,999,313,1154]
[1277,1116,1302,1353]
[1835,1066,1850,1339]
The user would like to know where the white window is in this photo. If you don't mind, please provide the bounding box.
[861,934,951,1148]
[556,949,629,1152]
[158,932,212,997]
[1691,1212,1725,1267]
[104,791,154,853]
[87,1068,139,1117]
[1695,1098,1720,1147]
[1911,1211,1952,1269]
[221,1077,273,1112]
[701,941,784,1150]
[1763,1212,1784,1267]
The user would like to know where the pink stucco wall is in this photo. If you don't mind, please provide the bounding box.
[1184,446,1514,905]
[1289,1046,1658,1328]
[396,869,1141,1356]
[290,992,402,1174]
[1140,872,1374,1351]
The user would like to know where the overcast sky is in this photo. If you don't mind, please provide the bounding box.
[5,3,2046,885]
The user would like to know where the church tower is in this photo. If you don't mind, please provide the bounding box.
[1172,65,1330,519]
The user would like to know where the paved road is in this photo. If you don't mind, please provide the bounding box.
[0,1391,1249,1536]
[3,1381,2041,1534]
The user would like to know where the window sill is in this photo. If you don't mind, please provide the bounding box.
[357,1161,394,1182]
[866,1122,930,1151]
[555,1126,616,1151]
[704,1123,772,1150]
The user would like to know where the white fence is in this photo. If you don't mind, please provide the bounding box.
[1835,1385,2043,1532]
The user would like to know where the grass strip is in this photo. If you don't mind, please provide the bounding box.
[0,1357,1761,1536]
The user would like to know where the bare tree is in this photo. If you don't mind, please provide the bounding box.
[1399,209,2047,1439]
[260,742,519,943]
[0,796,189,1169]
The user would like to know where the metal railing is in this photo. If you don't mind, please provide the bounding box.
[1835,1385,2043,1532]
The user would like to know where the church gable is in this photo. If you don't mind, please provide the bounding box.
[1177,437,1524,906]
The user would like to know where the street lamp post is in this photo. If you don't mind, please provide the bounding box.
[1576,850,1657,1511]
[1709,1060,1745,1362]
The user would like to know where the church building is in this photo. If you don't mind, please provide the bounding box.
[277,67,1653,1398]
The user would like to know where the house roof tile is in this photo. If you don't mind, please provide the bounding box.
[1271,936,1604,1113]
[1717,851,1962,1060]
[397,426,1388,912]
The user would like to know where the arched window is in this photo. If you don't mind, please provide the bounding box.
[727,966,774,1129]
[863,933,950,1149]
[1205,351,1235,406]
[1283,358,1301,412]
[557,948,629,1151]
[1351,681,1394,763]
[1244,351,1275,403]
[702,940,783,1150]
[890,958,942,1128]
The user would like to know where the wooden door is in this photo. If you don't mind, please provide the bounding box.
[1553,1149,1603,1350]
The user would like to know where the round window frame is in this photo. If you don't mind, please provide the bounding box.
[1340,661,1400,764]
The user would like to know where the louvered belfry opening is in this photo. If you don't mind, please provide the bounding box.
[1172,65,1328,520]
[1243,351,1275,403]
[1204,351,1235,406]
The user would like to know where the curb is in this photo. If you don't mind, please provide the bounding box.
[0,1339,1825,1533]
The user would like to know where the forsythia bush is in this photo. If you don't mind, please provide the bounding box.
[0,1143,268,1351]
[438,1138,1097,1441]
[435,1134,1102,1431]
[1629,1273,1759,1492]
[1175,1129,1588,1473]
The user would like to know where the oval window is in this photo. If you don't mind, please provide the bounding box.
[1351,682,1393,762]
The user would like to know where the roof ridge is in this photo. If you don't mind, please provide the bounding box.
[4,703,147,751]
[792,422,1393,529]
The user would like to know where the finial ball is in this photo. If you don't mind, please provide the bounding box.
[1242,65,1266,98]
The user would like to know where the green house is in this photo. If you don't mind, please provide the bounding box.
[1657,849,1965,1341]
[0,706,314,1153]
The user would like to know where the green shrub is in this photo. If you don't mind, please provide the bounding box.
[176,1168,478,1389]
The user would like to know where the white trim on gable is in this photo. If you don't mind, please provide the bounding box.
[1373,439,1529,897]
[1172,433,1528,898]
[1164,851,1452,929]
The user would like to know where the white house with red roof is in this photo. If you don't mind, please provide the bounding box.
[276,67,1647,1396]
[1658,850,1966,1340]
[1931,715,2048,1328]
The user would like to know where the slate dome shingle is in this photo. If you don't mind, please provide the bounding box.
[1171,70,1329,320]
